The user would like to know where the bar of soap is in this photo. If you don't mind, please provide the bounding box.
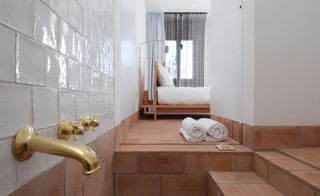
[216,143,235,151]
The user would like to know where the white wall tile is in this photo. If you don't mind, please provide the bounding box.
[0,139,17,196]
[88,94,98,116]
[74,34,86,64]
[59,91,76,121]
[82,65,93,92]
[59,20,75,57]
[0,0,33,36]
[82,12,94,43]
[75,91,89,119]
[16,35,46,85]
[0,25,15,82]
[68,59,82,90]
[47,0,68,20]
[0,84,32,138]
[47,49,68,89]
[34,0,58,49]
[0,0,115,193]
[78,0,88,10]
[33,87,59,129]
[86,42,98,69]
[92,71,100,92]
[68,0,82,33]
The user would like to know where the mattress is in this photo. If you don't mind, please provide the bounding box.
[157,87,210,105]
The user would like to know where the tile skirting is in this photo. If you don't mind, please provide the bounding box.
[211,115,320,150]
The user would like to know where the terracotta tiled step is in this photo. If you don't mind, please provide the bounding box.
[114,144,253,174]
[208,172,283,196]
[279,148,320,170]
[254,151,319,196]
[114,144,253,196]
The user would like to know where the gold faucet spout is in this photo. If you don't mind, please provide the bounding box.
[13,127,101,175]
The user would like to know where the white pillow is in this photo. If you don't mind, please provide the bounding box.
[157,65,174,87]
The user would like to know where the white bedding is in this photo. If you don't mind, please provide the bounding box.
[157,87,210,105]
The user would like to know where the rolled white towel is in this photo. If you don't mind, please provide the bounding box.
[181,117,207,140]
[198,118,228,141]
[180,128,204,142]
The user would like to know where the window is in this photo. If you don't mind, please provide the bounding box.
[165,40,193,80]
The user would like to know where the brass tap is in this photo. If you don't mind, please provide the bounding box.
[13,127,101,175]
[80,116,92,131]
[58,121,84,141]
[79,116,100,132]
[90,117,100,132]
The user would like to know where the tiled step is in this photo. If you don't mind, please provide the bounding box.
[114,144,253,196]
[208,172,283,196]
[279,148,320,170]
[254,151,320,196]
[114,144,253,174]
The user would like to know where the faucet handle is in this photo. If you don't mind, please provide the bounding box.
[58,121,74,140]
[72,123,84,141]
[80,116,91,131]
[90,117,99,132]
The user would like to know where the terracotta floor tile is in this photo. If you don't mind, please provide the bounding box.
[84,162,106,196]
[138,154,185,173]
[98,129,114,161]
[122,137,162,144]
[268,165,315,196]
[161,174,207,196]
[291,170,320,189]
[115,174,160,196]
[232,154,253,171]
[9,162,65,196]
[65,159,88,196]
[299,126,320,147]
[279,148,320,169]
[269,158,314,172]
[209,172,265,184]
[219,183,283,196]
[208,175,218,196]
[255,151,290,160]
[161,145,207,152]
[186,154,231,173]
[232,121,242,142]
[254,154,269,181]
[253,126,298,149]
[115,144,161,152]
[114,153,137,173]
[242,124,253,148]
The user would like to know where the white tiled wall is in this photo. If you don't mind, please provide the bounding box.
[0,0,114,195]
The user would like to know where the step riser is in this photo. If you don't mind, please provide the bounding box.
[254,153,319,196]
[114,152,253,196]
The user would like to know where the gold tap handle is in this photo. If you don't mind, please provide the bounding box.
[80,115,91,131]
[90,117,100,132]
[72,123,84,141]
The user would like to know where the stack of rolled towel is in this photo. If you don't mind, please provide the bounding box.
[180,117,228,142]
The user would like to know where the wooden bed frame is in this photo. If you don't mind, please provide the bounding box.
[141,64,210,120]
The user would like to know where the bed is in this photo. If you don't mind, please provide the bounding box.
[141,64,210,120]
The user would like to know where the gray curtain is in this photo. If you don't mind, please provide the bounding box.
[165,13,207,87]
[146,12,165,101]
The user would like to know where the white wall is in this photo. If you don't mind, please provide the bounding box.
[146,0,210,12]
[254,0,320,126]
[241,0,255,125]
[210,0,243,122]
[114,0,146,124]
[0,0,114,194]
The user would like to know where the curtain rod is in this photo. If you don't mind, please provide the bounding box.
[164,12,208,14]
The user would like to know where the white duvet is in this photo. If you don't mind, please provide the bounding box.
[157,87,210,105]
